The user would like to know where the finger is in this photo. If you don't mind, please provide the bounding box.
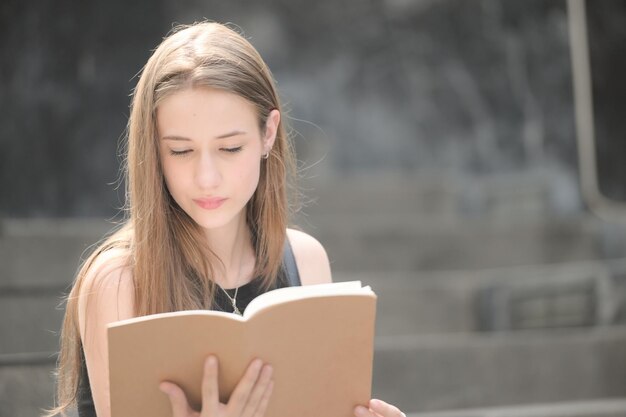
[160,381,194,417]
[200,356,219,416]
[354,405,379,417]
[369,399,405,417]
[251,380,274,417]
[227,358,263,415]
[241,364,273,417]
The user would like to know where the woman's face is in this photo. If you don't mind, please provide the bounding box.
[157,87,278,231]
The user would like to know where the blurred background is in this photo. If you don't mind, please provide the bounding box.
[1,0,626,416]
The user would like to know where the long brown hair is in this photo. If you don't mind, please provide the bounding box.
[48,21,296,415]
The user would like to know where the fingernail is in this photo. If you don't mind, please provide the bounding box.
[370,399,382,408]
[354,405,368,416]
[159,383,171,395]
[204,357,215,372]
[207,356,217,366]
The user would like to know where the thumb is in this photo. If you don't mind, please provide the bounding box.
[160,381,193,416]
[369,399,404,416]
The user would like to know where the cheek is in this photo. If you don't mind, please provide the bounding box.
[160,159,186,197]
[238,157,262,197]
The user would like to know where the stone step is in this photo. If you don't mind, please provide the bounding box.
[306,215,619,272]
[406,399,626,417]
[0,218,111,286]
[3,216,624,282]
[0,362,59,417]
[373,326,626,412]
[3,259,625,355]
[298,172,564,220]
[338,261,625,336]
[0,289,65,354]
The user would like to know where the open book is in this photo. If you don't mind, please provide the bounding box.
[108,281,377,417]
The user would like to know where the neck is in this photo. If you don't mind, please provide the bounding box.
[203,213,256,289]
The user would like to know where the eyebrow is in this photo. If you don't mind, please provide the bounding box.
[161,130,247,141]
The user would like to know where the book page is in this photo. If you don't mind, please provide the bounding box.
[109,308,246,328]
[244,281,371,318]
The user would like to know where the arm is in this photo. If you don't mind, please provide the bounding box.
[286,228,332,285]
[77,249,135,417]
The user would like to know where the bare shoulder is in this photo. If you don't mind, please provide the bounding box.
[77,247,135,338]
[286,228,332,285]
[80,247,134,300]
[75,247,134,417]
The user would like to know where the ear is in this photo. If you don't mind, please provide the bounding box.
[262,109,280,154]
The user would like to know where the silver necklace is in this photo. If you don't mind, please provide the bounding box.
[218,285,242,315]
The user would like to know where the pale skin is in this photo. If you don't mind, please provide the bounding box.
[78,87,404,417]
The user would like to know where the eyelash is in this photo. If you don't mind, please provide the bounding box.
[169,149,191,156]
[168,147,243,156]
[222,146,243,153]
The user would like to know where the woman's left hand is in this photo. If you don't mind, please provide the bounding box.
[354,399,406,417]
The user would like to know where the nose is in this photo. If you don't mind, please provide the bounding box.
[195,151,222,190]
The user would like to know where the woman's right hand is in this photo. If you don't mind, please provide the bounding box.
[159,355,274,417]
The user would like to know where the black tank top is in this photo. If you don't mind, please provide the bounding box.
[76,240,301,417]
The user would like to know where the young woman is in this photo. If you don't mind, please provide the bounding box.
[49,21,406,417]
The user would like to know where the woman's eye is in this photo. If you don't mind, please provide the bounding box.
[169,149,191,156]
[221,146,243,153]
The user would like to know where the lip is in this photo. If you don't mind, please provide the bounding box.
[193,197,227,210]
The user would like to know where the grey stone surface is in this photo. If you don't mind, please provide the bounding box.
[2,216,626,348]
[339,260,621,337]
[373,327,626,412]
[4,0,620,214]
[0,364,57,417]
[0,218,111,286]
[0,295,64,354]
[0,0,587,216]
[406,398,626,417]
[295,175,626,273]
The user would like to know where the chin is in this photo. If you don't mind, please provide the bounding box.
[188,213,231,230]
[186,205,246,231]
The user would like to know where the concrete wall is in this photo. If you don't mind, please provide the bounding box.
[3,0,625,217]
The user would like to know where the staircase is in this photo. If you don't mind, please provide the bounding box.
[2,176,626,416]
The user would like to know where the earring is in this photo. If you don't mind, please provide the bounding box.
[262,152,270,160]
